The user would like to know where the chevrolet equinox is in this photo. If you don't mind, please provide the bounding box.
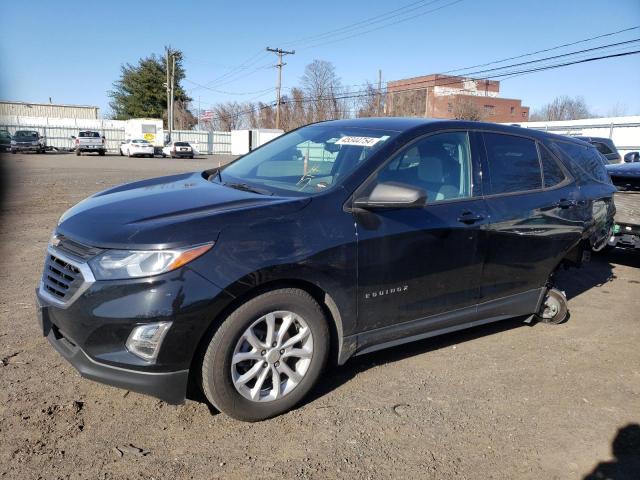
[36,119,616,421]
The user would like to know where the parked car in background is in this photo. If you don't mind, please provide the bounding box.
[162,141,194,159]
[119,139,155,157]
[623,151,639,163]
[575,136,622,164]
[71,131,106,156]
[36,119,616,421]
[10,130,47,153]
[0,129,11,151]
[604,162,640,251]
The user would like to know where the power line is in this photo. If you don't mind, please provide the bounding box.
[442,25,640,74]
[282,38,640,103]
[202,48,640,124]
[189,0,460,92]
[282,0,445,47]
[297,0,464,51]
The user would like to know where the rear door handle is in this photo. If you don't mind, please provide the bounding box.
[557,198,576,209]
[457,211,485,224]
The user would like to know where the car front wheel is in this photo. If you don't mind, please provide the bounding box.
[201,288,329,421]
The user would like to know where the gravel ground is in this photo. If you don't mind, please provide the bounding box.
[1,153,639,480]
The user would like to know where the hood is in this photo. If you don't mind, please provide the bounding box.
[606,162,640,177]
[57,171,310,249]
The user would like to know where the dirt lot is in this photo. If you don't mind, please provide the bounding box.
[1,153,639,480]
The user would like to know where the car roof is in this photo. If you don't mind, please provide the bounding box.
[575,136,614,143]
[313,117,590,145]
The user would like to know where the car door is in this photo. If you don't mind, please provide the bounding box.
[478,132,583,304]
[353,130,488,337]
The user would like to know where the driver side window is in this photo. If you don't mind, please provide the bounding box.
[376,131,473,203]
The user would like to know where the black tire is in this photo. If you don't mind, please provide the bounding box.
[76,149,81,156]
[99,150,105,156]
[162,153,166,158]
[119,149,123,156]
[201,288,329,421]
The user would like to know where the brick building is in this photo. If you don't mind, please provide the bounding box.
[386,74,529,123]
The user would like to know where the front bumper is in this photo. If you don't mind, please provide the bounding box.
[35,254,233,404]
[12,144,44,152]
[38,300,189,404]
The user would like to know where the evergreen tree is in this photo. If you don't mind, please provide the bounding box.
[108,48,194,128]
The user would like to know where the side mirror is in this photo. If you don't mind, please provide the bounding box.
[353,182,427,210]
[70,135,76,139]
[623,151,639,163]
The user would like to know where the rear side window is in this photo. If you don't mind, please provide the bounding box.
[483,133,541,194]
[552,142,610,184]
[175,142,189,146]
[539,146,567,188]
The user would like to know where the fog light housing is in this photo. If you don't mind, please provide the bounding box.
[126,321,172,362]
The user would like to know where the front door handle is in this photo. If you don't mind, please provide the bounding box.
[557,198,576,209]
[457,211,485,224]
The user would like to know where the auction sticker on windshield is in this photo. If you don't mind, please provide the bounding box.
[335,136,383,147]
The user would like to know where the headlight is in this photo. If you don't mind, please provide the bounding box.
[88,243,213,280]
[32,141,39,146]
[10,140,16,145]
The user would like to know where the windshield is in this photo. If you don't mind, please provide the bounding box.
[15,131,38,138]
[219,125,398,196]
[79,131,100,138]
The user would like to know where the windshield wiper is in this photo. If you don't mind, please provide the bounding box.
[224,182,272,195]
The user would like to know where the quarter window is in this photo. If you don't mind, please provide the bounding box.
[375,131,472,203]
[484,133,542,194]
[539,145,567,188]
[592,141,613,155]
[552,141,610,184]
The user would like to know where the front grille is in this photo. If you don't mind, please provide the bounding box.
[42,252,84,301]
[55,235,102,261]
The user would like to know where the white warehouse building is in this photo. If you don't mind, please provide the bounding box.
[0,100,100,120]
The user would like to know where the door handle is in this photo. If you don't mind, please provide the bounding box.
[457,211,485,224]
[557,198,576,209]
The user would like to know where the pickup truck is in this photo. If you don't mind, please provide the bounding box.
[10,130,47,153]
[71,131,106,156]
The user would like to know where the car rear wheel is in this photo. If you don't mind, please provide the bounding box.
[201,288,329,421]
[76,149,81,156]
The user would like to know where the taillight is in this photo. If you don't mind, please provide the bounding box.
[75,139,79,145]
[102,138,105,144]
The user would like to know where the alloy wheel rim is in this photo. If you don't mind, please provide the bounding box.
[231,311,313,402]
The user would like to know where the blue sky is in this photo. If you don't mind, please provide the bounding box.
[1,0,639,118]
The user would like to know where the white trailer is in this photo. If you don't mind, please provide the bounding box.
[124,118,164,149]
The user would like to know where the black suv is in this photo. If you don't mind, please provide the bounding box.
[575,136,622,164]
[36,119,615,421]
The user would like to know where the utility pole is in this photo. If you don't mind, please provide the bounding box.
[266,47,295,129]
[377,69,382,117]
[165,48,171,138]
[170,54,176,136]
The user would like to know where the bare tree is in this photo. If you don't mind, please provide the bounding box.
[530,95,592,121]
[356,82,381,117]
[301,60,343,123]
[209,101,249,131]
[452,97,484,121]
[606,102,628,117]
